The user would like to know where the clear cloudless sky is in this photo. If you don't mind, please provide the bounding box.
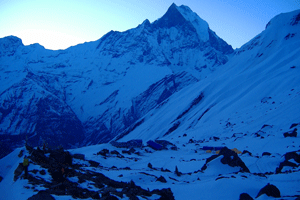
[0,0,299,50]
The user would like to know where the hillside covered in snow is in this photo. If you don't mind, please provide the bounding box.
[0,3,300,200]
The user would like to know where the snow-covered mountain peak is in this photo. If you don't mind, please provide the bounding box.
[154,3,209,42]
[0,36,24,57]
[236,9,300,57]
[266,9,300,29]
[176,4,209,42]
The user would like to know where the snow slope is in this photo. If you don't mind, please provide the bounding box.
[0,6,300,200]
[0,3,233,154]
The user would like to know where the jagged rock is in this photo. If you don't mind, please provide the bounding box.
[27,191,55,200]
[111,150,120,155]
[256,183,280,198]
[276,160,298,173]
[97,149,110,156]
[283,128,297,137]
[152,188,175,200]
[17,147,174,199]
[219,147,250,172]
[175,166,182,176]
[242,150,252,156]
[88,160,100,167]
[0,176,3,183]
[201,147,250,173]
[18,150,24,157]
[284,151,300,163]
[239,193,253,200]
[14,163,24,181]
[290,123,299,129]
[148,163,153,169]
[262,152,271,156]
[156,176,167,183]
[49,149,72,166]
[276,151,300,173]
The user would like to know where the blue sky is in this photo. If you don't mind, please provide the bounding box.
[0,0,298,50]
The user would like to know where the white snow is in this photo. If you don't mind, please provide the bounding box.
[0,6,300,200]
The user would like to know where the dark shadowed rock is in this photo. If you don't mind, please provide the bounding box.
[102,194,119,200]
[18,149,24,157]
[256,183,280,198]
[262,152,271,156]
[276,151,300,173]
[239,193,253,200]
[14,163,24,181]
[242,150,252,156]
[152,188,175,200]
[97,149,109,156]
[284,151,300,163]
[201,147,250,173]
[219,147,250,172]
[27,191,55,200]
[88,160,100,167]
[156,176,167,183]
[283,128,297,138]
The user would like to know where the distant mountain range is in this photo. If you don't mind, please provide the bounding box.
[0,3,299,159]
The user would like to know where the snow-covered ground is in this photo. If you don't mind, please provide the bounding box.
[0,5,300,200]
[0,136,299,199]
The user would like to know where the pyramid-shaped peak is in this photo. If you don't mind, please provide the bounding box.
[154,3,187,28]
[153,3,210,41]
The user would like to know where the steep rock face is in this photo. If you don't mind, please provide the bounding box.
[84,72,198,145]
[117,9,300,145]
[94,3,233,74]
[0,73,84,150]
[0,4,275,156]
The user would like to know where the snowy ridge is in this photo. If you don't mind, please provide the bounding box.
[0,6,300,200]
[0,3,233,153]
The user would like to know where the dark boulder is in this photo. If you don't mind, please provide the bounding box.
[290,123,299,129]
[49,149,72,166]
[88,160,100,167]
[262,152,271,156]
[239,193,253,200]
[0,176,3,183]
[49,169,65,183]
[14,163,24,181]
[276,160,298,173]
[283,128,297,138]
[18,150,24,157]
[242,150,252,156]
[219,147,250,172]
[156,176,167,183]
[152,188,175,200]
[256,183,280,198]
[284,151,300,163]
[201,147,250,172]
[97,149,109,156]
[175,166,182,176]
[276,151,300,173]
[27,191,55,200]
[31,148,49,166]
